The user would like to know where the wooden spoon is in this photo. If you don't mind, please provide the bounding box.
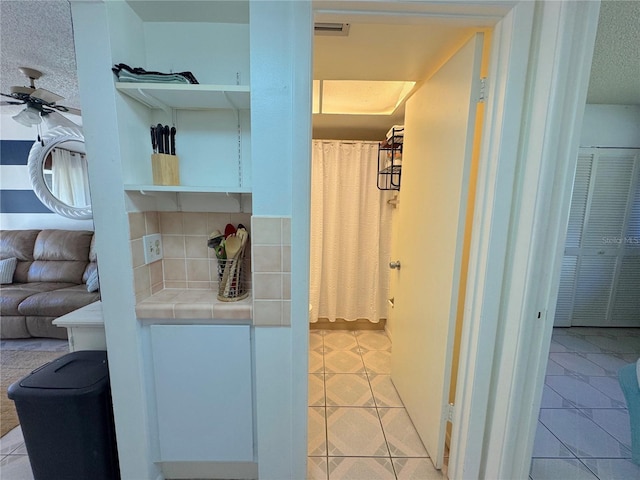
[222,235,242,296]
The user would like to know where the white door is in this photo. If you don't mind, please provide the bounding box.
[389,33,483,470]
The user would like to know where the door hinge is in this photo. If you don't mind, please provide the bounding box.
[447,403,455,422]
[478,77,487,103]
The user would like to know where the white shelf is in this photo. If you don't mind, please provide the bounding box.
[124,184,251,194]
[115,83,250,110]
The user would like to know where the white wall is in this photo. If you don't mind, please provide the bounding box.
[580,104,640,148]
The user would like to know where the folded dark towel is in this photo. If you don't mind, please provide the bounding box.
[112,63,199,84]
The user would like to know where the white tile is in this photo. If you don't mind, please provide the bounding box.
[540,385,575,408]
[588,376,627,405]
[539,408,631,458]
[369,374,404,408]
[552,335,604,353]
[584,353,633,375]
[310,350,324,374]
[328,457,395,480]
[546,375,621,408]
[362,350,391,375]
[308,456,328,480]
[548,340,569,353]
[324,350,365,374]
[584,335,640,354]
[529,458,597,479]
[326,407,387,457]
[325,374,375,407]
[393,458,443,480]
[549,353,607,376]
[0,455,34,480]
[0,426,24,455]
[308,407,327,456]
[579,408,632,450]
[309,374,325,406]
[378,408,428,457]
[356,331,391,351]
[323,331,358,351]
[532,421,574,458]
[546,359,566,375]
[581,458,640,480]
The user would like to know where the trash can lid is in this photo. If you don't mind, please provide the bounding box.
[20,351,108,390]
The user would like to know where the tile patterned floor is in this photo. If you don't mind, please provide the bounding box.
[308,329,443,480]
[530,327,640,480]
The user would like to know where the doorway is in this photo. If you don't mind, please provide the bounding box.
[309,9,496,478]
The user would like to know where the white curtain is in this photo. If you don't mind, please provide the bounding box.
[310,140,393,323]
[51,148,91,207]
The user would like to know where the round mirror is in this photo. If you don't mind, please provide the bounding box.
[28,126,92,220]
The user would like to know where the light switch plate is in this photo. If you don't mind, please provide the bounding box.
[143,234,163,264]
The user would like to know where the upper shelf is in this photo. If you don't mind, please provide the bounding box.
[115,83,250,110]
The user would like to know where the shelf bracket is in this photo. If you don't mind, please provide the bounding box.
[135,88,173,117]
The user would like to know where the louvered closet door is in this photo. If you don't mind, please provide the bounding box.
[555,148,640,327]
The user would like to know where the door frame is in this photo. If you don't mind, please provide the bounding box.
[299,1,600,479]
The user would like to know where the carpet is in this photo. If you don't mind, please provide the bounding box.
[1,349,66,437]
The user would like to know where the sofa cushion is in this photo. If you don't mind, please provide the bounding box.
[17,284,101,318]
[0,257,17,284]
[25,316,68,340]
[27,230,93,284]
[0,282,74,316]
[0,230,39,283]
[0,316,30,339]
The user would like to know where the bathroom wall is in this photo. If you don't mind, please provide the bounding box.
[128,211,252,303]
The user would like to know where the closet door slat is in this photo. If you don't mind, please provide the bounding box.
[572,255,617,326]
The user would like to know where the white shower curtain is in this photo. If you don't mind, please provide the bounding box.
[51,148,91,207]
[309,140,393,323]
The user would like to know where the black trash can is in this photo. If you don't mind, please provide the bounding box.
[7,350,120,480]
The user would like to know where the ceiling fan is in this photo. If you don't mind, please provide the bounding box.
[1,67,81,127]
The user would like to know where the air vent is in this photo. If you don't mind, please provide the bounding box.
[314,23,350,36]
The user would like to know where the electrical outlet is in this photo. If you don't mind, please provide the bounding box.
[143,234,163,264]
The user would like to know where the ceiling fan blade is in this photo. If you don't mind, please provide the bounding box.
[1,92,27,102]
[31,88,64,104]
[64,107,82,116]
[0,99,25,106]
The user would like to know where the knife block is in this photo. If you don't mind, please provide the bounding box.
[151,153,180,186]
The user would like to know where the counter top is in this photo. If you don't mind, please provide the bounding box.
[53,301,104,327]
[135,289,252,321]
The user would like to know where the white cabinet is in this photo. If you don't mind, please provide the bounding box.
[555,148,640,327]
[150,324,253,462]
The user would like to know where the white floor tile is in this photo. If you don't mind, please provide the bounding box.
[324,349,365,374]
[548,340,569,353]
[546,375,621,408]
[309,407,327,456]
[361,350,391,374]
[579,408,632,450]
[355,331,391,351]
[308,456,328,480]
[546,359,566,375]
[540,385,575,408]
[584,335,640,354]
[309,374,325,406]
[369,374,404,408]
[0,455,34,480]
[549,353,607,376]
[539,408,631,458]
[378,408,428,457]
[328,457,395,480]
[323,331,358,351]
[393,458,443,480]
[530,458,598,479]
[581,458,640,480]
[325,374,374,407]
[326,407,388,457]
[0,426,24,455]
[584,353,633,375]
[552,335,604,353]
[532,421,574,458]
[587,376,627,405]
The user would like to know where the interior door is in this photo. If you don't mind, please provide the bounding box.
[389,33,483,470]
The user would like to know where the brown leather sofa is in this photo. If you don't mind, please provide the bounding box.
[0,229,100,339]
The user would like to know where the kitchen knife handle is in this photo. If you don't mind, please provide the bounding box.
[163,125,170,154]
[170,127,176,155]
[150,126,157,153]
[156,123,164,154]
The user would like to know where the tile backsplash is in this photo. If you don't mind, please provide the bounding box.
[251,216,291,327]
[128,211,251,303]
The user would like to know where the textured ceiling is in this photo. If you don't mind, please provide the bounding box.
[0,0,638,125]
